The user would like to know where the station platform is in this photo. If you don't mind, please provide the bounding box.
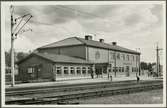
[5,75,161,89]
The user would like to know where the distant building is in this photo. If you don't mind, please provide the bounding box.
[17,35,140,82]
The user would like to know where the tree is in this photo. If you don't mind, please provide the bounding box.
[140,62,148,70]
[5,51,29,67]
[16,52,28,62]
[5,51,11,67]
[147,63,152,72]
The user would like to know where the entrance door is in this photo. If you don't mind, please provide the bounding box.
[126,66,130,77]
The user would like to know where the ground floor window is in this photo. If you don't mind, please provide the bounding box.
[64,67,68,74]
[70,67,75,74]
[88,67,91,74]
[27,67,35,78]
[122,67,124,72]
[103,68,107,74]
[113,67,115,72]
[77,67,81,74]
[56,66,61,74]
[82,67,86,74]
[28,67,33,73]
[119,67,122,72]
[115,67,118,72]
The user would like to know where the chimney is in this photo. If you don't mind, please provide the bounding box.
[85,35,93,40]
[112,42,117,45]
[99,39,104,43]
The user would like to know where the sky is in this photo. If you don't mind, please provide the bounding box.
[3,2,165,63]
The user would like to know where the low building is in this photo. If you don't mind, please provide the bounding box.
[17,35,140,82]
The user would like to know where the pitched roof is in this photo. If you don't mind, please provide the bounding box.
[39,37,83,49]
[17,52,92,64]
[76,37,140,54]
[38,37,140,55]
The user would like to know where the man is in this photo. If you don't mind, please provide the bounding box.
[136,75,140,83]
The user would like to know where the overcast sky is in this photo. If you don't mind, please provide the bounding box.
[4,2,165,63]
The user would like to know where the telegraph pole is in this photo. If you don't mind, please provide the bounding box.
[156,43,162,77]
[10,5,32,87]
[10,5,15,87]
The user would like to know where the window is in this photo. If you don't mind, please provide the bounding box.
[113,53,116,59]
[28,67,33,73]
[132,67,133,72]
[127,55,129,61]
[122,67,124,72]
[110,52,114,59]
[56,66,61,74]
[132,55,135,61]
[119,67,122,72]
[82,67,86,74]
[88,67,91,74]
[117,53,120,60]
[77,67,81,74]
[113,67,115,72]
[64,67,68,74]
[70,67,75,74]
[115,67,118,72]
[132,67,134,72]
[122,54,125,60]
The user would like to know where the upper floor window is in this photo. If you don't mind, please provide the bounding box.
[132,55,135,61]
[117,53,120,60]
[122,54,125,60]
[126,55,129,61]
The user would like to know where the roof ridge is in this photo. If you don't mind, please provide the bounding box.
[38,37,80,49]
[74,37,86,44]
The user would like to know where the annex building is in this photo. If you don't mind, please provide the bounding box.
[17,35,141,82]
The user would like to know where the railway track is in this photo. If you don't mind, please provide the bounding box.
[6,80,161,96]
[6,80,163,105]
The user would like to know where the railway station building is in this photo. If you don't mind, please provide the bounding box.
[17,35,141,82]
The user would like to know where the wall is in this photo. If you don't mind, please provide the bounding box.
[39,45,86,59]
[87,47,108,63]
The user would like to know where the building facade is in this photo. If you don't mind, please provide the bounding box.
[17,35,140,82]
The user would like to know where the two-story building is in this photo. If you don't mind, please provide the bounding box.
[17,35,140,82]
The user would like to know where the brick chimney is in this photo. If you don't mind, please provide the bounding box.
[85,35,93,40]
[112,42,117,45]
[99,39,104,43]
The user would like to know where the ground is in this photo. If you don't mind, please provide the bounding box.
[70,89,163,104]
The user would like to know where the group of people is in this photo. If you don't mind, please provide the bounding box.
[90,68,140,83]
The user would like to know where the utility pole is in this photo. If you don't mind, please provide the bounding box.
[136,48,141,76]
[156,43,162,77]
[10,5,15,87]
[10,5,32,87]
